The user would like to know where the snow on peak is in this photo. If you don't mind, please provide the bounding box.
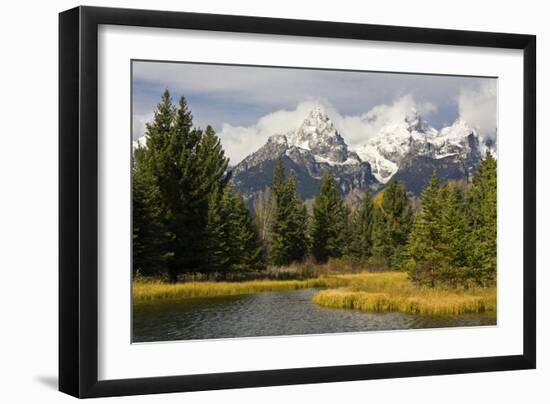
[404,108,422,130]
[267,133,289,146]
[290,106,341,143]
[286,107,350,165]
[307,105,329,120]
[439,116,475,140]
[355,111,438,182]
[355,112,487,183]
[240,105,492,187]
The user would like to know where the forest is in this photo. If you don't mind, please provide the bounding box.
[132,90,497,289]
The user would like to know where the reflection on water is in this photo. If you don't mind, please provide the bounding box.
[132,289,496,343]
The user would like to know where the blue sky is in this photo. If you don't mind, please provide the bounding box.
[132,60,497,164]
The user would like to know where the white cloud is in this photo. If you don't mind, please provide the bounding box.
[132,112,153,140]
[336,95,436,148]
[219,100,320,164]
[457,81,497,139]
[219,95,437,164]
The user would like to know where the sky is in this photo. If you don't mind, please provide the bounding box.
[132,60,497,165]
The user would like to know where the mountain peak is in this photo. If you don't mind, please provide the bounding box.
[231,105,379,201]
[450,116,471,130]
[299,105,333,133]
[306,105,329,120]
[286,106,350,164]
[404,109,428,133]
[439,116,476,140]
[267,133,288,146]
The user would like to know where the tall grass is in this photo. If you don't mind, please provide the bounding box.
[312,272,496,316]
[133,271,496,317]
[132,277,346,304]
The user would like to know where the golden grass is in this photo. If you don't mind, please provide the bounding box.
[312,272,496,316]
[133,271,496,317]
[132,276,347,304]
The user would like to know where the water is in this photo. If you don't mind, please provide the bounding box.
[132,289,496,343]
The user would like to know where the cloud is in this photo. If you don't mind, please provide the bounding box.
[339,95,436,148]
[132,112,153,140]
[219,100,320,164]
[132,61,456,121]
[219,95,437,164]
[457,81,497,139]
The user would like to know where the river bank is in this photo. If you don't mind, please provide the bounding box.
[133,271,496,316]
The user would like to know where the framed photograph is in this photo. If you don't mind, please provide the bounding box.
[59,6,536,398]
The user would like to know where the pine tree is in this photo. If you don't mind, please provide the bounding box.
[196,125,231,193]
[191,125,232,273]
[144,89,174,154]
[269,160,308,265]
[133,91,233,281]
[439,182,471,287]
[311,171,349,263]
[372,180,413,267]
[132,89,177,279]
[404,172,447,287]
[348,191,378,262]
[204,186,228,275]
[206,186,266,277]
[232,190,266,273]
[163,95,205,280]
[468,153,497,286]
[132,148,166,277]
[283,175,309,262]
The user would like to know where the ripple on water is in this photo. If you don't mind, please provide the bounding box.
[132,289,496,343]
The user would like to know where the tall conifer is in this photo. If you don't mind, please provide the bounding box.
[372,180,413,267]
[469,153,497,285]
[311,171,348,263]
[404,172,446,286]
[270,160,308,265]
[348,191,377,262]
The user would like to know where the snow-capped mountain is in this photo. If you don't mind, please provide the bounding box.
[286,106,362,165]
[355,111,438,183]
[231,107,379,201]
[231,106,495,201]
[355,110,495,195]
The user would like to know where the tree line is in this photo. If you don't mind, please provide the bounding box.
[133,90,497,287]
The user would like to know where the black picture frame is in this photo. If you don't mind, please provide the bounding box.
[59,5,536,398]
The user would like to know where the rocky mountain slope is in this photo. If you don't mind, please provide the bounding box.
[231,107,380,201]
[230,106,496,200]
[355,111,494,195]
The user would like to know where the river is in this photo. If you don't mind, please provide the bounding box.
[132,289,496,343]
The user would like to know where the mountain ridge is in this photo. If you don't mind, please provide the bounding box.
[231,106,496,201]
[231,108,379,201]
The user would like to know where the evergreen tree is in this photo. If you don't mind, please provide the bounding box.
[204,186,224,275]
[439,183,471,286]
[132,89,177,279]
[404,172,447,287]
[231,190,266,273]
[132,148,167,277]
[191,125,232,273]
[206,186,265,276]
[283,175,309,262]
[468,153,497,286]
[372,180,413,267]
[348,191,378,262]
[311,171,349,263]
[269,160,308,265]
[133,91,232,281]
